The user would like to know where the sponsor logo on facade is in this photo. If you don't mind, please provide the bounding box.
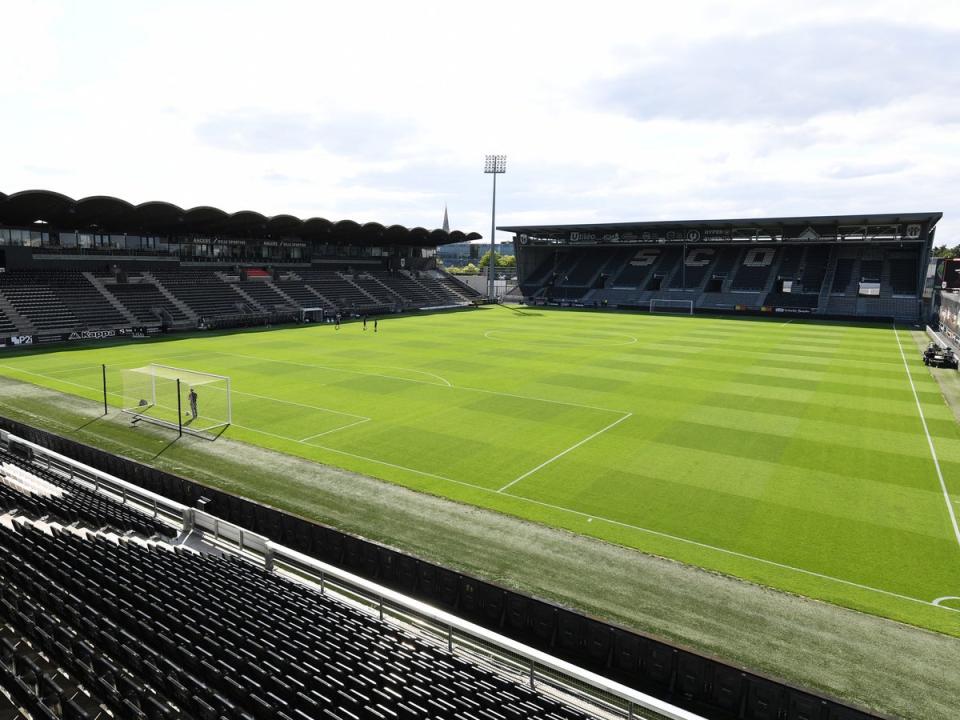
[9,336,33,346]
[629,248,660,267]
[68,329,118,341]
[742,248,775,267]
[684,248,714,266]
[905,223,922,239]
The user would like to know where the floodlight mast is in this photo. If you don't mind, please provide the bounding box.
[483,154,506,300]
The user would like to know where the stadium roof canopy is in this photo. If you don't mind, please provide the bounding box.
[0,189,481,246]
[500,212,942,241]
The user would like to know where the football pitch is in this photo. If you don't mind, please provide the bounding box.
[1,306,959,636]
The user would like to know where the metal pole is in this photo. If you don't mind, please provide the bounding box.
[176,378,182,437]
[682,242,687,290]
[484,155,505,300]
[489,171,497,300]
[102,364,108,416]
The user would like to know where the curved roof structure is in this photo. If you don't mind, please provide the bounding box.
[0,189,481,246]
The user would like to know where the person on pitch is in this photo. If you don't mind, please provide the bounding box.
[188,387,198,422]
[363,316,367,331]
[374,318,378,333]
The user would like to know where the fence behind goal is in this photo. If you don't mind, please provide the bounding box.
[120,363,231,436]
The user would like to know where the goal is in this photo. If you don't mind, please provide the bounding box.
[120,364,231,437]
[649,298,694,315]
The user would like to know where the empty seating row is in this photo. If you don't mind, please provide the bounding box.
[413,274,477,304]
[366,273,439,307]
[0,449,173,538]
[888,256,919,295]
[273,281,336,312]
[105,283,190,324]
[0,273,79,330]
[297,271,380,311]
[0,271,129,331]
[349,275,401,306]
[150,271,250,319]
[232,281,293,312]
[0,305,15,335]
[0,518,594,720]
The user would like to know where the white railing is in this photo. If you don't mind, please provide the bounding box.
[1,431,705,720]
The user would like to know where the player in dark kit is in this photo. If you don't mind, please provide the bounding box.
[374,319,378,333]
[188,387,198,422]
[363,316,367,331]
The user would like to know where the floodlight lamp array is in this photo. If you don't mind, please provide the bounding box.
[484,155,507,174]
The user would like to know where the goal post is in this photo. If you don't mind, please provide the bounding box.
[649,298,694,315]
[119,364,231,438]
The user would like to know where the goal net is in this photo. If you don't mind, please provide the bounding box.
[120,364,231,437]
[649,298,694,315]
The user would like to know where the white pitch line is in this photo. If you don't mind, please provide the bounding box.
[0,365,105,394]
[213,351,453,388]
[182,422,959,614]
[378,365,452,387]
[893,325,960,550]
[7,340,954,614]
[233,389,369,420]
[497,413,633,493]
[43,365,104,376]
[0,370,952,615]
[299,418,371,442]
[210,350,628,415]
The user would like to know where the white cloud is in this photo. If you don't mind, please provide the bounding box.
[2,0,959,240]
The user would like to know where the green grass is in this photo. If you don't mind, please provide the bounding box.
[1,306,959,636]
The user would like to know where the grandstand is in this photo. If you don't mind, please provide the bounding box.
[0,430,712,720]
[0,190,484,346]
[503,214,940,323]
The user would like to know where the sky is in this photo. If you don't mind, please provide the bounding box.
[4,0,960,244]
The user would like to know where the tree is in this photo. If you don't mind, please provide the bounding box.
[933,245,960,259]
[477,250,500,270]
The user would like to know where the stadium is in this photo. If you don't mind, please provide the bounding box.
[0,182,957,720]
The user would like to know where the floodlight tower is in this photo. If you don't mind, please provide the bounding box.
[483,154,506,300]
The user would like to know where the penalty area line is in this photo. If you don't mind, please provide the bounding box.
[0,376,950,616]
[497,412,633,493]
[168,419,960,614]
[893,325,960,551]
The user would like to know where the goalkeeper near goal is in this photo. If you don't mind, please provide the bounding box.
[188,387,199,422]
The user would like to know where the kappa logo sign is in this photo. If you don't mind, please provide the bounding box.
[69,329,118,341]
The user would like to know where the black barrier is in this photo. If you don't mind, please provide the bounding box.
[0,416,885,720]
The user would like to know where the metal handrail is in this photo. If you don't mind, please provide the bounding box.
[3,431,705,720]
